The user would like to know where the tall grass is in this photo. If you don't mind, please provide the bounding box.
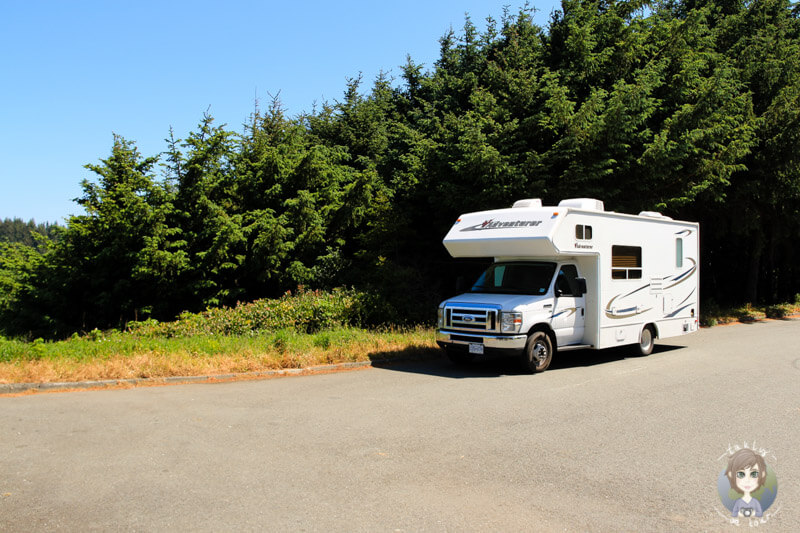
[0,327,437,384]
[0,286,437,384]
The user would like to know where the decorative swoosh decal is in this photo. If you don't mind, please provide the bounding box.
[605,292,653,318]
[620,283,651,299]
[666,302,697,318]
[552,307,577,319]
[605,260,697,320]
[676,287,696,308]
[665,258,697,289]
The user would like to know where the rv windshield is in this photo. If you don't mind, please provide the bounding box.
[471,262,556,295]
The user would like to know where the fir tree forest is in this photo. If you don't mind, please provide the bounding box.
[2,0,800,338]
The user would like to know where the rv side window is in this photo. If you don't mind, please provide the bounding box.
[494,265,506,286]
[612,245,642,280]
[676,238,683,268]
[575,225,593,240]
[555,264,581,296]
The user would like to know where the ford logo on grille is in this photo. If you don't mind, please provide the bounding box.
[463,316,474,322]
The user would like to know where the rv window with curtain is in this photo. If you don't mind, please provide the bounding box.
[612,245,642,279]
[676,238,683,268]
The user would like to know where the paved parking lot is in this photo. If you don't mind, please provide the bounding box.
[2,320,798,531]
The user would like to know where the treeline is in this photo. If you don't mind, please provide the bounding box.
[0,219,60,249]
[2,0,800,338]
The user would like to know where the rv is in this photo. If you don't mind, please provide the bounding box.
[435,198,699,372]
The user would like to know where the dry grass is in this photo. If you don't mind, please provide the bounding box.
[0,328,439,385]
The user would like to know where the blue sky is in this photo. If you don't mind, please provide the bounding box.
[1,1,558,223]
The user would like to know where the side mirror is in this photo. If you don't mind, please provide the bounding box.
[576,277,587,296]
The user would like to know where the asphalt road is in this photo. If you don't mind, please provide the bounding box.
[2,320,799,532]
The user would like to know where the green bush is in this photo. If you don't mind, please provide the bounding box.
[765,304,792,319]
[271,329,293,353]
[127,288,379,338]
[313,331,332,350]
[732,304,760,322]
[0,336,49,362]
[0,337,26,363]
[699,316,718,328]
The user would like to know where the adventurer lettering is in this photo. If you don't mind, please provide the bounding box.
[460,219,542,232]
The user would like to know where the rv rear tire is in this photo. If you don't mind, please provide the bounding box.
[638,325,655,356]
[521,331,553,373]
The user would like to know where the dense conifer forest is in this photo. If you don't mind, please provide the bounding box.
[2,0,799,338]
[0,219,60,248]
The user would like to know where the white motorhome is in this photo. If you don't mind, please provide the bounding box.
[436,198,699,372]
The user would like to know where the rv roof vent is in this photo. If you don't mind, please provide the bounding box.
[558,198,604,211]
[638,211,672,220]
[512,198,543,209]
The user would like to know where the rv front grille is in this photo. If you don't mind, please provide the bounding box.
[450,334,482,343]
[443,304,501,333]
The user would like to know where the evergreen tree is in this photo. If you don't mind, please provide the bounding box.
[32,135,174,334]
[5,0,800,337]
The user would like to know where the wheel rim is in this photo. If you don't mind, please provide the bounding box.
[640,328,653,351]
[533,341,549,367]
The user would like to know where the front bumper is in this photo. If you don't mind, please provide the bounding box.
[435,329,528,354]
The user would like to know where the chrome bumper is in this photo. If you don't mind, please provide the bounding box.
[435,329,528,350]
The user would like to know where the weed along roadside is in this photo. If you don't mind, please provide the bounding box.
[0,327,441,393]
[0,289,440,392]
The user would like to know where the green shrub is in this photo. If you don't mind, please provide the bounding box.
[127,287,379,338]
[271,329,293,353]
[313,331,332,350]
[731,304,760,322]
[765,304,792,319]
[0,337,27,362]
[699,316,718,327]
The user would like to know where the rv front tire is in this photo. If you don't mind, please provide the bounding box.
[521,331,553,373]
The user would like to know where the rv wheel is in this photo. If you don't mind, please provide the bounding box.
[638,325,655,356]
[521,331,553,373]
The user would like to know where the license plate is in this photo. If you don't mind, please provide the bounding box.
[468,343,484,355]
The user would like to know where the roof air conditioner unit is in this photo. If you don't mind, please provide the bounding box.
[512,199,543,209]
[558,198,605,211]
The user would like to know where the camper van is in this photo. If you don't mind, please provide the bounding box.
[435,198,699,372]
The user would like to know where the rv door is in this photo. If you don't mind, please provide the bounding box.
[552,264,586,345]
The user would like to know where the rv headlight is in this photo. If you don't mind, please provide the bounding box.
[501,312,523,333]
[437,307,444,328]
